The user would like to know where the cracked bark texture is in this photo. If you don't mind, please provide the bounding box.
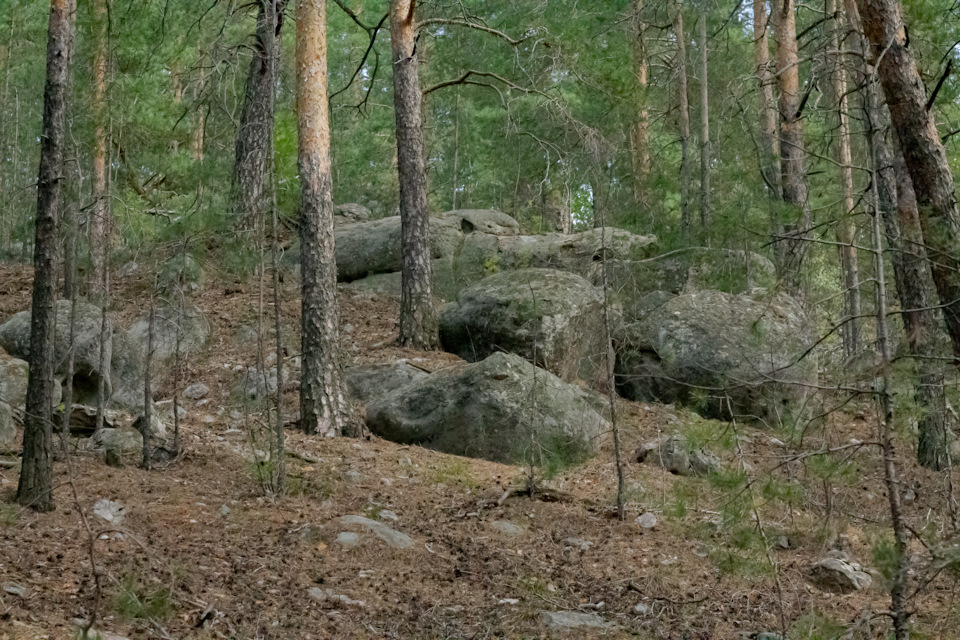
[391,0,439,349]
[233,0,286,231]
[18,0,75,512]
[774,0,811,295]
[856,0,960,372]
[296,0,354,437]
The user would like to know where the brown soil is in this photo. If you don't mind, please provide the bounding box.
[0,264,958,639]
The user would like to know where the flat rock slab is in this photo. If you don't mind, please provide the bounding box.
[541,610,611,631]
[808,556,872,594]
[337,515,414,549]
[490,520,526,536]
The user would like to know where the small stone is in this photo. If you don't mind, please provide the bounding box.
[378,509,399,522]
[308,587,365,607]
[490,520,526,536]
[808,557,872,594]
[3,583,27,598]
[183,383,210,400]
[635,512,657,529]
[540,610,610,630]
[344,469,364,484]
[563,538,593,551]
[92,499,126,526]
[498,598,520,605]
[336,532,361,548]
[219,504,231,517]
[337,515,413,549]
[633,602,649,614]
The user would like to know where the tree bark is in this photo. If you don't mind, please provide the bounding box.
[17,0,76,512]
[698,11,711,232]
[296,0,354,437]
[893,147,951,469]
[233,0,286,231]
[827,0,861,359]
[89,0,109,298]
[631,0,651,206]
[845,0,950,470]
[774,0,811,295]
[857,0,960,371]
[754,0,781,198]
[391,0,438,348]
[672,0,691,240]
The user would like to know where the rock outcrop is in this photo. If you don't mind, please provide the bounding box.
[616,290,816,423]
[365,352,608,466]
[0,300,112,406]
[439,268,614,388]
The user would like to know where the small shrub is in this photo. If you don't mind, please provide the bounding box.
[110,571,175,622]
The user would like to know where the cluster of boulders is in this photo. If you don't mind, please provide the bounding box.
[330,207,817,465]
[0,255,211,455]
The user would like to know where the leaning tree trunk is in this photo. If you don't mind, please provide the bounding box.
[698,10,711,231]
[233,0,285,231]
[827,0,861,359]
[89,0,109,297]
[631,0,651,206]
[391,0,438,349]
[17,0,75,512]
[774,0,811,295]
[857,0,960,371]
[845,0,950,469]
[296,0,354,437]
[672,0,692,240]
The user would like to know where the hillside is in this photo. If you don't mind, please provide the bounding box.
[1,265,956,640]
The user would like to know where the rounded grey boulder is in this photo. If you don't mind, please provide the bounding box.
[366,352,609,466]
[616,290,816,423]
[439,268,615,389]
[0,300,112,406]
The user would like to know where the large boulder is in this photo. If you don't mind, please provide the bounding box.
[110,330,146,410]
[439,269,614,388]
[441,209,521,236]
[126,302,211,364]
[434,227,657,298]
[366,352,609,466]
[334,203,372,227]
[0,403,16,453]
[0,300,112,405]
[0,350,29,409]
[345,362,429,404]
[602,247,776,300]
[335,215,464,281]
[616,290,816,423]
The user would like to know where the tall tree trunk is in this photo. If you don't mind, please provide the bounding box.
[192,52,207,162]
[846,0,950,469]
[698,10,711,232]
[856,0,960,371]
[893,147,951,469]
[827,0,861,359]
[774,0,811,295]
[296,0,354,437]
[17,0,75,512]
[391,0,438,348]
[631,0,651,206]
[233,0,285,231]
[672,0,691,240]
[89,0,109,297]
[754,0,781,198]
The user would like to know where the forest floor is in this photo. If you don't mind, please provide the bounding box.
[1,264,960,639]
